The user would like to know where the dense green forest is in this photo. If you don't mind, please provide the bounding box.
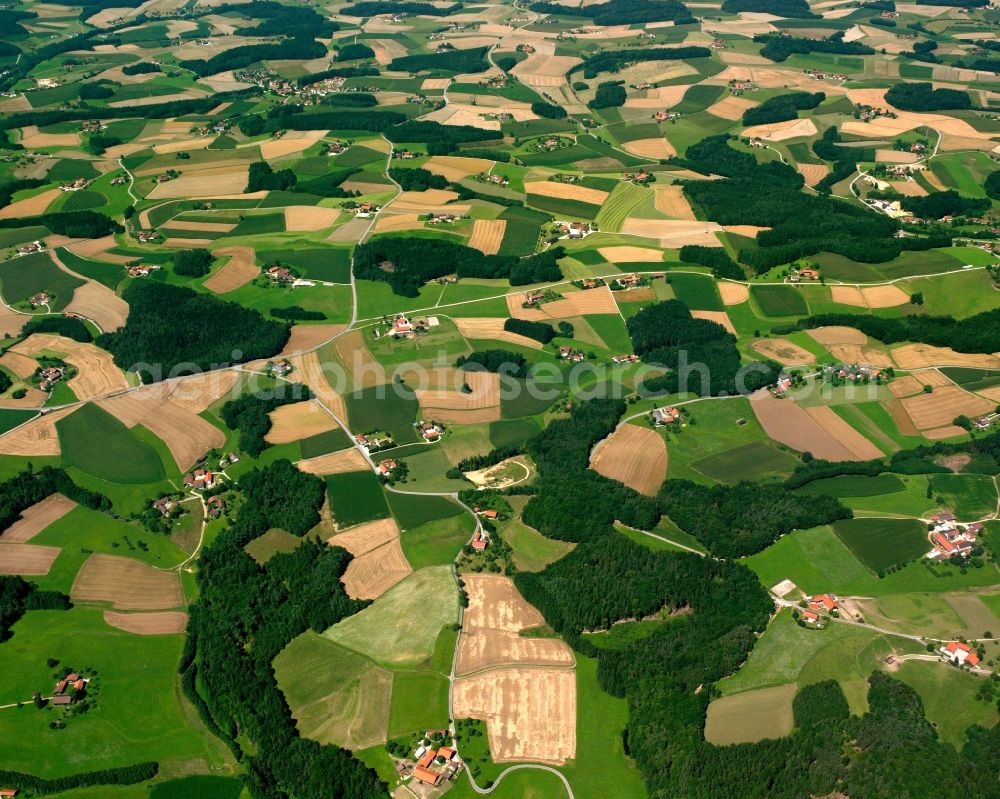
[741,91,824,125]
[456,349,528,378]
[20,316,92,342]
[530,0,695,25]
[181,460,385,799]
[343,1,461,16]
[679,245,745,280]
[97,282,289,380]
[755,32,875,62]
[722,0,816,16]
[389,47,488,74]
[503,318,556,344]
[627,299,781,395]
[885,82,971,110]
[579,46,710,79]
[353,238,562,295]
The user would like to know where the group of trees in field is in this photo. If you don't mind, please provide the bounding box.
[589,83,627,109]
[0,210,121,239]
[723,0,816,16]
[678,245,745,280]
[530,0,695,25]
[503,318,556,345]
[387,167,448,192]
[0,466,109,534]
[220,385,314,457]
[456,349,528,378]
[180,460,386,798]
[677,134,946,271]
[97,282,289,380]
[898,189,990,220]
[578,46,710,79]
[353,238,563,296]
[181,38,327,77]
[0,763,159,795]
[344,1,461,16]
[173,248,214,278]
[755,32,875,62]
[390,47,488,74]
[742,91,825,126]
[20,316,92,342]
[246,161,297,193]
[885,82,972,110]
[627,299,782,396]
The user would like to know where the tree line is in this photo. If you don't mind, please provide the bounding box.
[0,466,110,535]
[742,91,825,126]
[885,82,971,110]
[578,46,710,79]
[755,32,875,62]
[530,0,695,26]
[456,349,528,378]
[221,385,315,457]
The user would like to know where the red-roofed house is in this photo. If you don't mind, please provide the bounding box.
[801,610,820,625]
[416,749,436,770]
[808,594,838,612]
[412,766,442,786]
[0,788,19,797]
[941,641,980,667]
[472,531,488,551]
[438,746,456,760]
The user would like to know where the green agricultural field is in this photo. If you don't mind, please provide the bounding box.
[893,661,998,748]
[387,671,449,738]
[526,193,602,220]
[259,247,351,283]
[244,528,304,564]
[704,683,796,745]
[274,632,391,749]
[831,518,929,573]
[502,519,575,572]
[55,248,123,290]
[387,491,464,531]
[928,473,998,519]
[0,607,232,778]
[595,183,650,233]
[692,440,800,484]
[298,427,352,459]
[940,367,1000,392]
[0,409,35,435]
[797,474,905,498]
[668,273,723,311]
[489,417,541,448]
[343,384,420,444]
[400,514,471,569]
[498,205,548,256]
[0,251,84,310]
[447,769,570,799]
[586,314,633,353]
[326,470,391,528]
[324,566,458,666]
[752,284,809,317]
[57,404,166,485]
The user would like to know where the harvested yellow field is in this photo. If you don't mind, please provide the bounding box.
[259,132,325,160]
[863,285,910,308]
[797,162,829,186]
[0,350,38,379]
[162,237,215,249]
[329,518,400,556]
[1,494,75,544]
[204,245,258,293]
[511,54,582,86]
[0,407,75,456]
[284,205,341,232]
[0,543,61,576]
[751,338,815,365]
[166,370,240,413]
[590,424,666,496]
[542,286,618,318]
[468,219,507,255]
[453,668,576,764]
[506,292,549,321]
[391,189,470,215]
[425,155,494,182]
[656,186,701,220]
[751,393,880,461]
[265,400,339,444]
[19,126,81,148]
[807,326,867,346]
[889,372,951,398]
[831,285,867,307]
[64,281,129,333]
[11,334,128,401]
[719,282,749,305]
[298,447,369,476]
[340,538,412,600]
[415,370,500,411]
[706,94,759,120]
[524,180,608,205]
[153,137,213,155]
[98,391,224,470]
[286,349,348,419]
[598,246,664,263]
[692,310,736,334]
[892,344,1000,370]
[0,305,26,339]
[454,317,544,349]
[622,137,676,159]
[374,213,424,234]
[899,386,994,431]
[804,405,883,460]
[923,425,967,440]
[71,554,184,610]
[421,78,452,90]
[457,574,574,675]
[280,324,344,357]
[875,149,919,163]
[827,344,893,368]
[0,188,60,220]
[621,218,723,246]
[421,406,502,425]
[742,118,818,141]
[166,220,235,233]
[147,168,250,199]
[104,610,188,635]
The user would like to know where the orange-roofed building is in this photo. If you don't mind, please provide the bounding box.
[438,746,455,760]
[0,789,19,797]
[412,766,442,786]
[942,640,980,667]
[802,610,820,625]
[417,749,436,769]
[809,594,838,612]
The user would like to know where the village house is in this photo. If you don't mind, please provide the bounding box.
[926,516,978,561]
[524,290,546,307]
[652,110,680,122]
[559,346,584,363]
[479,172,509,186]
[37,366,63,391]
[614,273,644,289]
[30,292,51,308]
[475,507,499,520]
[801,609,821,625]
[940,641,980,668]
[428,213,457,224]
[808,594,838,613]
[136,230,158,243]
[356,433,394,453]
[17,240,43,256]
[0,788,18,797]
[354,202,379,218]
[471,529,489,551]
[391,315,415,338]
[126,263,160,277]
[418,421,444,441]
[612,354,640,365]
[392,148,417,159]
[772,373,792,397]
[652,406,681,425]
[111,174,127,186]
[59,177,88,192]
[207,495,225,519]
[748,137,766,149]
[266,265,294,284]
[624,171,652,185]
[152,497,175,517]
[378,459,398,477]
[184,469,215,490]
[266,359,292,377]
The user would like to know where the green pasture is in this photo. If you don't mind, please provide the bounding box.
[668,272,723,311]
[245,529,304,564]
[752,284,809,318]
[692,440,800,484]
[326,470,391,528]
[502,519,575,572]
[343,384,420,444]
[0,251,83,310]
[387,671,449,738]
[594,183,651,233]
[57,404,166,485]
[400,513,471,569]
[894,661,998,749]
[831,518,928,573]
[929,473,997,519]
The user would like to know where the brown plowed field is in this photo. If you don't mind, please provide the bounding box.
[468,219,506,255]
[590,424,667,496]
[298,448,368,475]
[0,543,61,575]
[71,554,183,610]
[598,246,664,263]
[751,338,815,365]
[691,310,736,334]
[506,292,549,321]
[454,317,544,349]
[652,185,696,220]
[751,393,878,461]
[804,405,883,460]
[286,350,348,419]
[889,370,952,398]
[0,387,46,409]
[923,425,967,440]
[266,400,339,444]
[281,323,345,357]
[827,344,894,368]
[64,281,129,333]
[796,163,829,186]
[830,285,867,307]
[1,494,75,543]
[328,216,372,243]
[0,350,38,379]
[167,369,240,413]
[373,213,423,234]
[285,206,341,232]
[98,391,224,470]
[891,344,1000,370]
[147,168,250,199]
[899,386,993,431]
[453,668,576,764]
[204,246,258,293]
[103,610,188,635]
[706,95,759,120]
[524,181,608,205]
[163,237,214,249]
[622,138,676,159]
[807,326,866,346]
[329,518,400,556]
[457,574,574,675]
[425,155,494,182]
[0,188,60,220]
[0,305,25,338]
[719,282,749,305]
[884,398,921,436]
[12,333,128,401]
[0,406,76,456]
[542,286,617,318]
[421,406,502,424]
[613,287,654,303]
[408,369,500,411]
[333,330,383,388]
[340,538,412,600]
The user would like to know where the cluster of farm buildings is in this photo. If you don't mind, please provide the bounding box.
[398,738,463,787]
[925,511,981,561]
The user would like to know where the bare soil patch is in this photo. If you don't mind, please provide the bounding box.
[862,285,909,308]
[691,310,736,334]
[751,393,874,461]
[19,126,80,148]
[899,385,993,431]
[828,344,894,368]
[923,425,967,440]
[281,324,345,357]
[875,149,919,163]
[831,285,867,307]
[0,188,60,220]
[622,138,676,159]
[103,610,188,634]
[719,282,749,305]
[265,400,339,444]
[260,132,325,160]
[468,219,507,255]
[71,554,183,610]
[806,326,866,346]
[524,181,608,205]
[751,338,815,365]
[454,317,544,349]
[506,292,549,321]
[425,155,493,182]
[286,349,348,419]
[285,205,341,232]
[589,424,666,496]
[298,448,368,475]
[64,280,130,332]
[804,405,883,459]
[147,168,249,199]
[511,54,581,86]
[420,406,501,424]
[706,95,759,120]
[621,218,722,246]
[742,118,817,141]
[598,246,664,263]
[203,245,258,293]
[374,213,423,234]
[334,330,383,389]
[542,286,617,318]
[0,543,61,575]
[414,370,500,411]
[1,494,75,543]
